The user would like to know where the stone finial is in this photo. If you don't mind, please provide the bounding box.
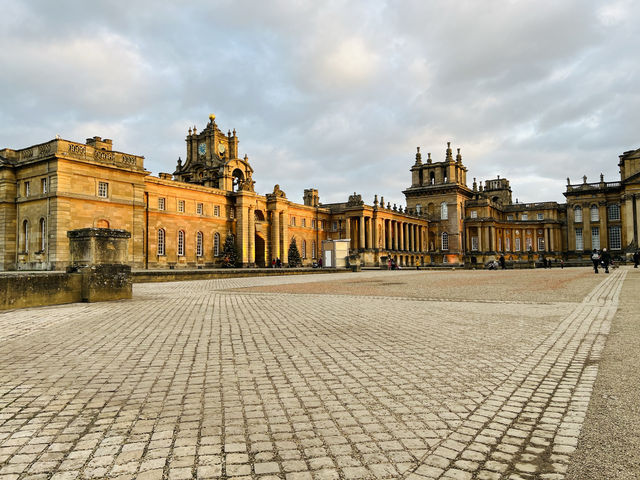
[446,142,453,161]
[209,113,216,123]
[244,154,248,161]
[387,202,391,209]
[427,152,432,164]
[583,175,587,184]
[380,196,384,207]
[600,173,604,182]
[567,177,571,185]
[188,127,192,135]
[374,194,379,206]
[415,146,422,165]
[473,177,477,191]
[393,203,397,211]
[193,125,197,134]
[456,148,462,163]
[233,129,237,137]
[228,130,232,137]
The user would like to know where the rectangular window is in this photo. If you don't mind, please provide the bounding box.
[471,236,479,251]
[332,221,338,231]
[41,178,47,194]
[229,207,234,219]
[609,226,621,250]
[312,219,316,229]
[214,205,220,217]
[177,231,185,256]
[441,233,449,251]
[157,229,165,256]
[591,205,599,222]
[470,211,477,219]
[521,213,528,221]
[196,203,203,215]
[291,217,296,226]
[591,226,600,250]
[321,220,326,230]
[506,237,511,251]
[515,238,521,252]
[498,238,502,251]
[158,197,166,211]
[537,213,543,220]
[537,237,544,251]
[177,200,185,213]
[196,232,203,257]
[575,228,583,251]
[526,237,532,251]
[416,204,421,214]
[608,204,620,221]
[25,181,30,197]
[312,241,317,259]
[302,218,306,227]
[98,182,108,198]
[507,215,514,221]
[575,208,583,223]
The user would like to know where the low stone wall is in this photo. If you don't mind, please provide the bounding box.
[0,272,83,310]
[132,267,346,283]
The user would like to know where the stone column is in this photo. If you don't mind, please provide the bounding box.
[248,206,254,265]
[392,221,398,250]
[359,216,365,250]
[271,211,280,262]
[367,217,373,249]
[281,211,289,265]
[346,217,352,249]
[371,218,377,250]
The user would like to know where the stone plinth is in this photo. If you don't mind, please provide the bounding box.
[67,228,132,302]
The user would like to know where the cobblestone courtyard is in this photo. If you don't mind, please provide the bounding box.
[0,268,632,480]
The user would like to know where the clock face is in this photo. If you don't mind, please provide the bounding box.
[198,143,206,156]
[218,142,226,155]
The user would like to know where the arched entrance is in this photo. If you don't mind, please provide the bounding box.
[255,233,266,267]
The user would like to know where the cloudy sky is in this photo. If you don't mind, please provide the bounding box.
[1,0,639,206]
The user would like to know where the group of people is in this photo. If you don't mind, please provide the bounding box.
[590,248,612,274]
[387,257,400,270]
[271,258,282,268]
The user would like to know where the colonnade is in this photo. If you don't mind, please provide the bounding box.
[466,224,560,254]
[344,215,428,254]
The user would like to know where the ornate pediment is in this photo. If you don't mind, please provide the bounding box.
[347,192,364,206]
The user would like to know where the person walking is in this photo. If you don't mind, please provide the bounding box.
[499,255,506,270]
[601,248,611,274]
[634,250,639,268]
[591,249,600,274]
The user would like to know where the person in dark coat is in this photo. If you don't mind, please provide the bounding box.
[499,255,506,270]
[600,248,611,274]
[634,250,639,268]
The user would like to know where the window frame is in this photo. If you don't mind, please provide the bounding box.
[157,228,166,256]
[177,200,185,213]
[158,197,166,211]
[214,233,220,256]
[441,232,449,250]
[177,230,185,256]
[98,181,108,198]
[575,228,583,251]
[196,231,204,257]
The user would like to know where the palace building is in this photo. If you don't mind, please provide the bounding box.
[1,114,639,271]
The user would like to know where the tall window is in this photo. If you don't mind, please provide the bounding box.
[302,218,306,227]
[526,237,532,251]
[574,206,582,222]
[157,229,166,256]
[440,202,448,220]
[471,236,479,251]
[537,213,543,220]
[214,205,220,217]
[158,198,166,210]
[214,233,220,256]
[41,178,47,194]
[22,219,29,253]
[537,237,545,251]
[591,226,600,250]
[312,219,316,229]
[441,232,449,250]
[609,226,621,250]
[608,204,620,221]
[39,218,46,252]
[312,241,317,259]
[197,203,203,215]
[575,228,583,251]
[196,232,203,257]
[291,217,296,226]
[498,237,502,251]
[25,181,30,197]
[178,200,185,213]
[506,237,511,251]
[416,204,421,214]
[515,237,521,252]
[302,240,307,258]
[98,181,108,198]
[177,230,185,256]
[332,221,338,231]
[590,205,599,222]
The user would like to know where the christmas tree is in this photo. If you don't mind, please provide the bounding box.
[288,237,302,267]
[221,233,239,268]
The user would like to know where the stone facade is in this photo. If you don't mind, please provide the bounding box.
[1,115,639,271]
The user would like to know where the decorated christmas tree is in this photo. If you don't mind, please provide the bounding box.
[288,237,302,267]
[221,233,239,268]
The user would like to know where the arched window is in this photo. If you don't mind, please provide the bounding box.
[157,228,166,256]
[214,232,220,256]
[22,219,29,253]
[177,230,185,256]
[574,205,582,223]
[196,231,203,257]
[430,172,435,185]
[590,205,599,222]
[39,218,46,252]
[302,240,307,259]
[441,232,449,251]
[312,240,317,259]
[440,202,448,220]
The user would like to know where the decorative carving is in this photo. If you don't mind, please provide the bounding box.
[347,192,364,206]
[268,184,286,199]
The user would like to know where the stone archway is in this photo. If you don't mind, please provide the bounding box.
[255,233,266,267]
